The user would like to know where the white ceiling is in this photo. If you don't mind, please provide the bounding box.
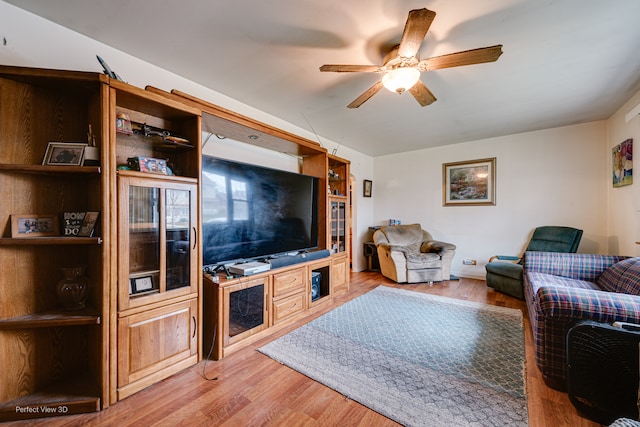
[7,0,640,156]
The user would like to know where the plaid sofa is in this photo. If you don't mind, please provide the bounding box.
[523,251,640,390]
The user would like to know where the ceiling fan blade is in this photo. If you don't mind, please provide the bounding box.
[397,8,436,59]
[347,81,384,108]
[418,45,503,71]
[320,64,383,73]
[408,80,437,106]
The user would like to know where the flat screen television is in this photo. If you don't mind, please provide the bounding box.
[202,155,319,267]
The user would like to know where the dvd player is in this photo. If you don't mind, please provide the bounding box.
[228,261,271,276]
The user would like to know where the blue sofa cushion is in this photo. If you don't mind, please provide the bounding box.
[596,257,640,295]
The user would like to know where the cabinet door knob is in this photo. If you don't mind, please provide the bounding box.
[192,226,197,250]
[192,315,197,338]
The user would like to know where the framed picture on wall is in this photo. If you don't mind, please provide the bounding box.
[443,157,496,206]
[363,180,372,197]
[612,139,632,187]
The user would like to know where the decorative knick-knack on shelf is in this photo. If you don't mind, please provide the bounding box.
[56,266,89,310]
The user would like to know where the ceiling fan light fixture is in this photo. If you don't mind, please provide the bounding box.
[382,67,420,94]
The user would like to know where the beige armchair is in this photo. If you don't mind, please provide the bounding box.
[373,223,456,284]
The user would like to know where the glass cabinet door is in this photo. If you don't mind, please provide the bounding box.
[119,175,198,310]
[128,186,161,294]
[166,189,191,291]
[330,200,346,254]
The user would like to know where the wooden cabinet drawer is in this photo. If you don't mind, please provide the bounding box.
[272,291,306,325]
[272,267,306,298]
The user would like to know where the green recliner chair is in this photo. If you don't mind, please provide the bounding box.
[485,226,583,300]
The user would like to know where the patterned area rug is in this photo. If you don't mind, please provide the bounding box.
[259,286,528,426]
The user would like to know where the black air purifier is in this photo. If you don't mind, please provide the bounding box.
[567,320,640,425]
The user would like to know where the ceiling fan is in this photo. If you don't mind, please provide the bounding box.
[320,8,503,108]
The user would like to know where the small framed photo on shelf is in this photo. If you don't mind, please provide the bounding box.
[130,275,154,294]
[42,142,87,166]
[78,212,100,237]
[11,214,59,238]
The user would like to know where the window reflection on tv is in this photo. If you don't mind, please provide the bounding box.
[202,156,318,266]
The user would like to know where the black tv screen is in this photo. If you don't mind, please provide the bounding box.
[202,155,319,266]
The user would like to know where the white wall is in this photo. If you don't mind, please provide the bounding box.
[202,137,300,172]
[373,121,609,279]
[0,1,375,271]
[607,89,640,256]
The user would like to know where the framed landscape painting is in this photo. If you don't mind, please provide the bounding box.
[443,158,496,206]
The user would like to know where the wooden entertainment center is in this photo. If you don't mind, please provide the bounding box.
[0,65,349,421]
[183,92,351,360]
[165,90,351,360]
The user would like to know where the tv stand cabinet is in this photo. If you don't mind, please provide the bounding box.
[203,254,346,360]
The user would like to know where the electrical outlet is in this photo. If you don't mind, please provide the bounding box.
[462,259,477,266]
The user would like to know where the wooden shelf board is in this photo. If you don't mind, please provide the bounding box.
[0,308,101,329]
[0,376,100,422]
[116,169,198,183]
[0,237,102,246]
[0,164,101,175]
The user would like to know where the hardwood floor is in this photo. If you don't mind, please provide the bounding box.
[8,272,602,426]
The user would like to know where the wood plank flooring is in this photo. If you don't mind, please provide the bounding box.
[7,272,602,426]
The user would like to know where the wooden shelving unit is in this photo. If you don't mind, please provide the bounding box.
[0,65,109,422]
[327,155,350,297]
[111,81,202,403]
